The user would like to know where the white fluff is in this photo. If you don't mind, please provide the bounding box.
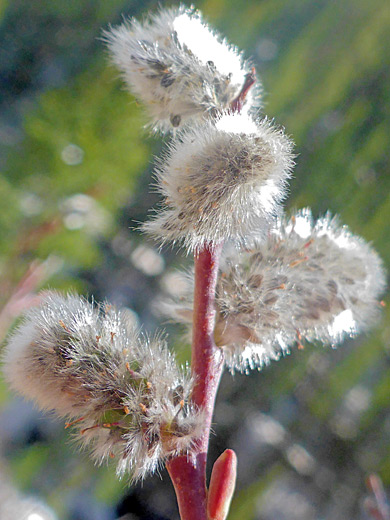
[143,113,294,251]
[162,209,386,372]
[2,292,203,481]
[104,6,259,131]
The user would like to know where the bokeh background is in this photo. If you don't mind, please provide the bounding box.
[0,0,389,518]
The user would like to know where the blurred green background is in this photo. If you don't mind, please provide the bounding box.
[0,0,389,519]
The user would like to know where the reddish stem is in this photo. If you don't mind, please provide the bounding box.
[166,243,224,520]
[191,242,224,438]
[230,68,256,113]
[166,70,256,519]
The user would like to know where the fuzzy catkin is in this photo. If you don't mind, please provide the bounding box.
[143,113,294,251]
[104,6,258,131]
[163,210,386,372]
[3,292,203,480]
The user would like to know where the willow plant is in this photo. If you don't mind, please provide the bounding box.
[2,6,386,520]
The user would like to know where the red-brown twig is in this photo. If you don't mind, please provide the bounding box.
[166,243,224,520]
[166,71,256,520]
